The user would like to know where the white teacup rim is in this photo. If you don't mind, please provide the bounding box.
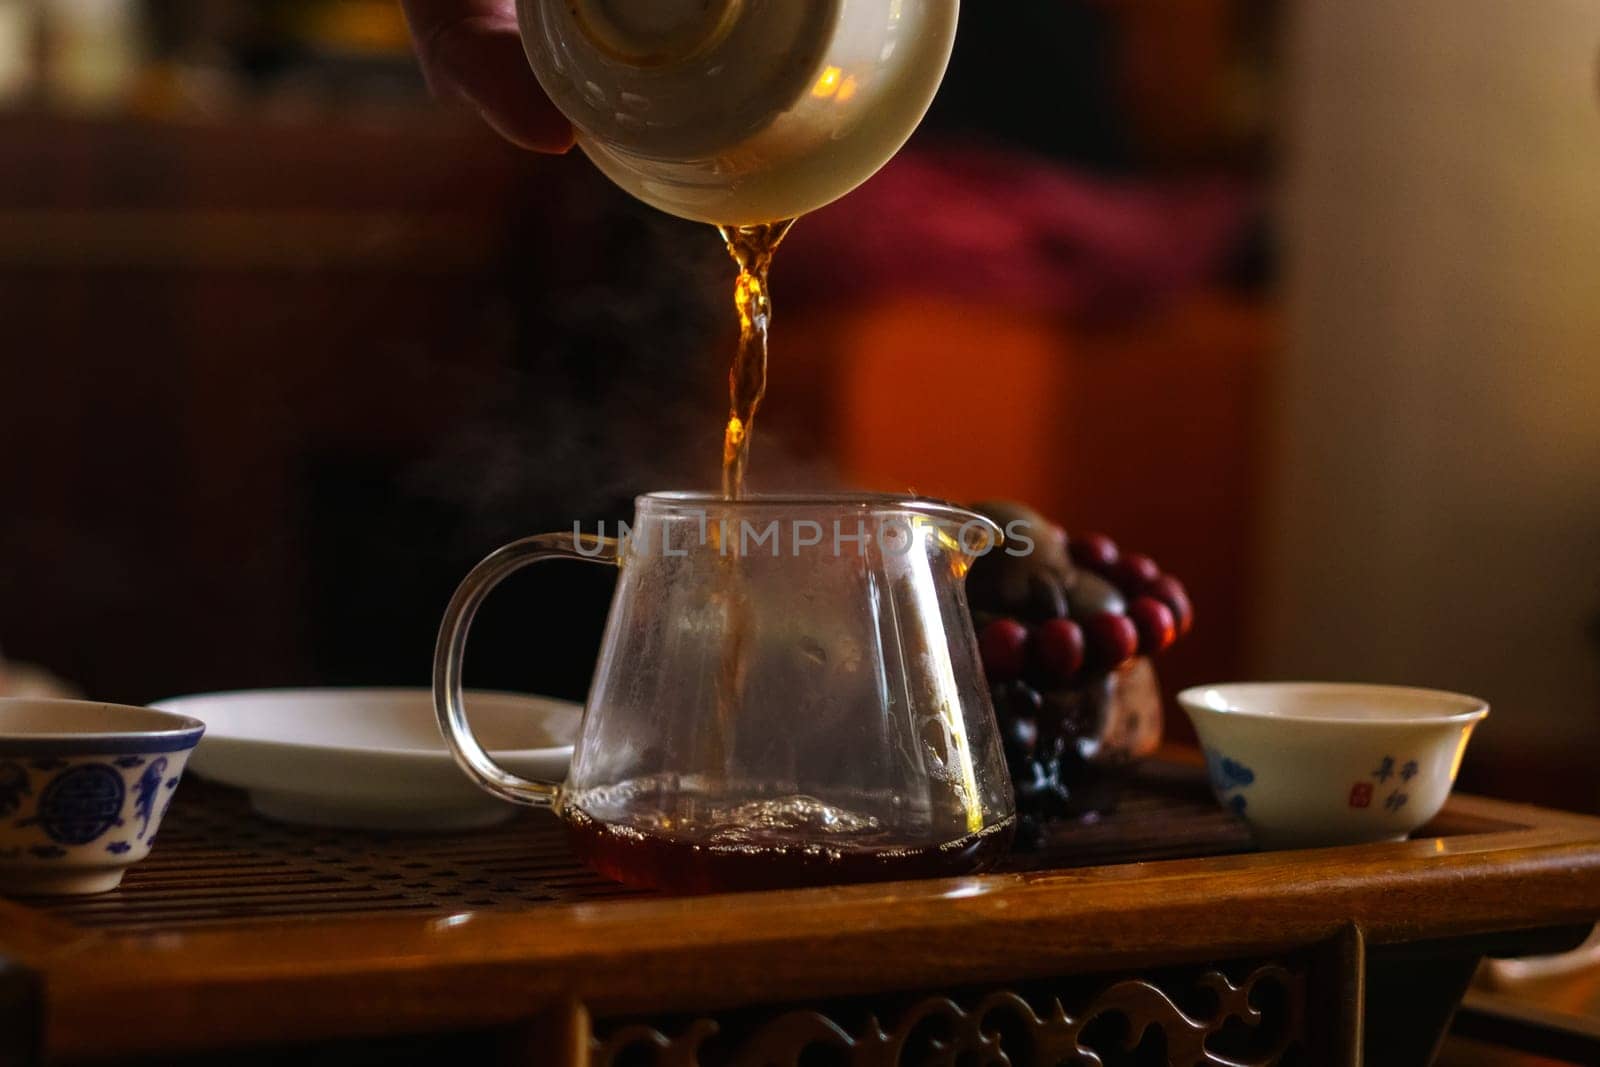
[0,697,206,755]
[1178,682,1489,727]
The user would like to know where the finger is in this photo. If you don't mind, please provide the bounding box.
[401,0,575,153]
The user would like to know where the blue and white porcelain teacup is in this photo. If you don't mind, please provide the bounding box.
[1178,683,1488,850]
[0,699,204,895]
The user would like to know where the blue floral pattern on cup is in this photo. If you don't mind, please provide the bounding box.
[3,756,192,868]
[1205,748,1256,814]
[21,764,127,845]
[133,758,169,839]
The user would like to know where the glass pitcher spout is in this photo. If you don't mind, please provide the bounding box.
[927,508,1004,576]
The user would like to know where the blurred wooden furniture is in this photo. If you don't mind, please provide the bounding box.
[2,757,1598,1066]
[0,112,531,702]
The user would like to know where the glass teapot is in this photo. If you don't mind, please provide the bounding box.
[435,493,1016,893]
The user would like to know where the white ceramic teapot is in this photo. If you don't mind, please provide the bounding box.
[517,0,960,225]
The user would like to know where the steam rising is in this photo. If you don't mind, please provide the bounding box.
[410,193,843,544]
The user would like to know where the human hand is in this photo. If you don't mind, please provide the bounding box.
[400,0,575,151]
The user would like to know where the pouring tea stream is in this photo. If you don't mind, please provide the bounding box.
[518,0,960,496]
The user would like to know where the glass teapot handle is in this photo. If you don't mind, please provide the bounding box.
[433,532,619,808]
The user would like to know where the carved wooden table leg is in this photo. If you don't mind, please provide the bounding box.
[499,1001,592,1067]
[1306,926,1365,1066]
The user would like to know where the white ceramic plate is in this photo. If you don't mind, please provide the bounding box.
[151,688,579,831]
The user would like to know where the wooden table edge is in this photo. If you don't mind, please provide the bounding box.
[5,790,1598,1060]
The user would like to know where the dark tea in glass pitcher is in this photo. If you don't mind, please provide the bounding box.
[435,493,1017,893]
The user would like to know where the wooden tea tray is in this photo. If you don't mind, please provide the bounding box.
[3,755,1599,1066]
